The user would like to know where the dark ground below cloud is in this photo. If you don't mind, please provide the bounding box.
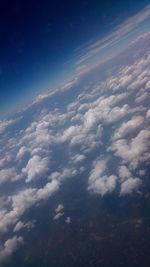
[4,169,150,267]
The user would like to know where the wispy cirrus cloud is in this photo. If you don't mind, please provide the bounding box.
[75,5,150,66]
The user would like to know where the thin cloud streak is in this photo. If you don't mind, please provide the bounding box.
[75,4,150,66]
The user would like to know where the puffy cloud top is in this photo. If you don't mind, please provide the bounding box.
[0,32,150,262]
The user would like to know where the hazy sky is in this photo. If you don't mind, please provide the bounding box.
[0,0,150,117]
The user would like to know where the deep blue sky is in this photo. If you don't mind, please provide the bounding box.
[0,0,149,117]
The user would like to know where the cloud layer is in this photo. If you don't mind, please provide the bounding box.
[0,30,150,262]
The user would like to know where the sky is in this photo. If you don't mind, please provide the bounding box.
[0,2,150,264]
[0,0,150,118]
